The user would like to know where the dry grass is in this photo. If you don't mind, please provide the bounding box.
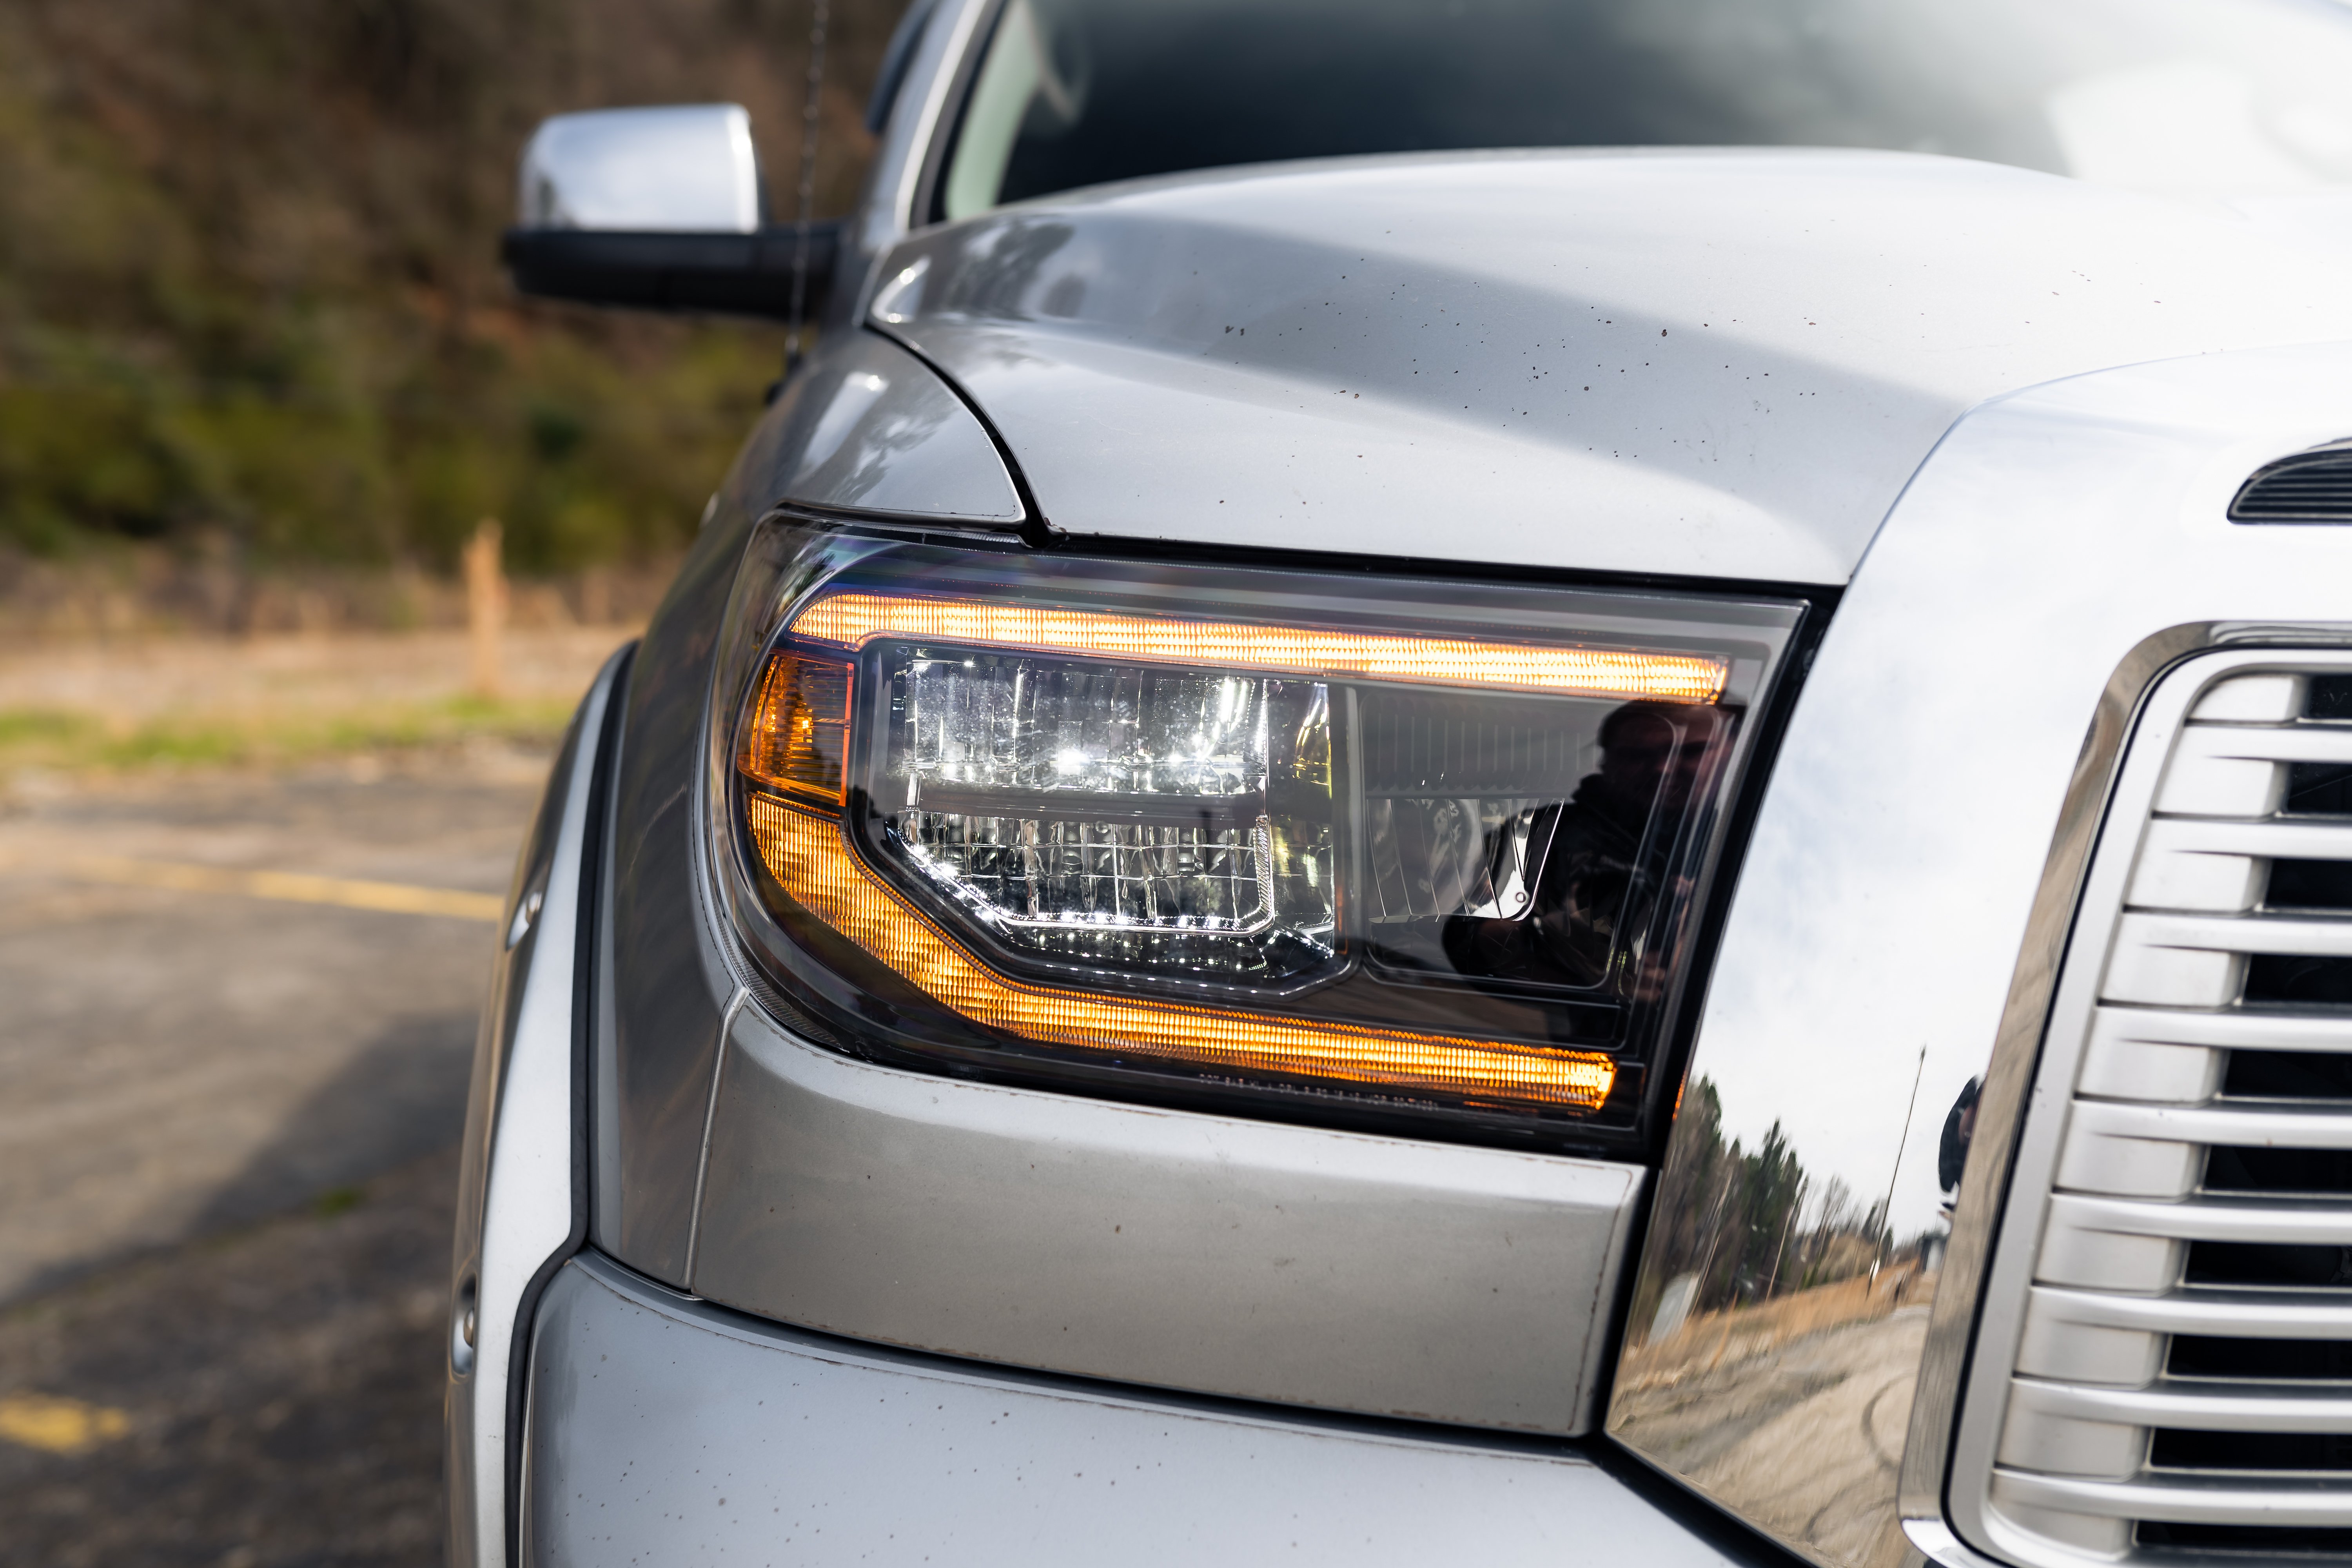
[0,625,632,783]
[1617,1265,1941,1394]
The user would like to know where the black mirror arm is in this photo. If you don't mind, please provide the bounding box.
[500,220,844,320]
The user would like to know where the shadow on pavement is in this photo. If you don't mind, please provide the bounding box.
[184,1013,476,1240]
[7,1011,478,1310]
[0,1018,478,1567]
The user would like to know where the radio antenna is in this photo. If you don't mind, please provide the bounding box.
[786,0,831,372]
[1871,1044,1928,1283]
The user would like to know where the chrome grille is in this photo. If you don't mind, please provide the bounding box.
[1967,661,2352,1565]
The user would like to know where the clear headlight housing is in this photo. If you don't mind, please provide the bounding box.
[708,515,1805,1147]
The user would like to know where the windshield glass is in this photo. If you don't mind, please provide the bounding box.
[938,0,2352,220]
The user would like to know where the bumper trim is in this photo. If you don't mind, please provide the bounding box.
[521,1248,1759,1567]
[693,997,1647,1435]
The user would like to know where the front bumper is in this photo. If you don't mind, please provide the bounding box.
[521,1248,1759,1567]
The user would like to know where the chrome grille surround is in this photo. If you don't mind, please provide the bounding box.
[1945,651,2352,1567]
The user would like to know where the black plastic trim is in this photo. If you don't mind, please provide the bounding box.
[910,0,1008,229]
[1022,522,1844,608]
[1583,1438,1823,1568]
[502,226,841,319]
[2230,437,2352,524]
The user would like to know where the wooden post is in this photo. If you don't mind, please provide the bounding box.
[464,519,506,698]
[580,564,612,626]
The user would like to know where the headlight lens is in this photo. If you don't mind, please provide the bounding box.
[711,516,1804,1145]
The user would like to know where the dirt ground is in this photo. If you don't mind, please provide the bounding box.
[0,628,626,1566]
[1609,1283,1936,1568]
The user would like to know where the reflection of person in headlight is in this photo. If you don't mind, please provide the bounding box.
[1938,1075,1982,1219]
[1447,701,1717,990]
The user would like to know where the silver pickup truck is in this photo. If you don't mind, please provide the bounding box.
[447,2,2352,1564]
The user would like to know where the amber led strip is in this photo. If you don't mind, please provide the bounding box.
[790,592,1726,703]
[746,793,1617,1110]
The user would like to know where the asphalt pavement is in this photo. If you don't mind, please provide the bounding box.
[0,745,550,1565]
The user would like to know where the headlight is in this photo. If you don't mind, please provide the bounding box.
[708,514,1806,1146]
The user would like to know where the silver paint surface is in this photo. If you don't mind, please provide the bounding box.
[874,149,2352,583]
[522,1250,1747,1568]
[597,524,737,1285]
[769,328,1021,521]
[687,1002,1644,1435]
[592,329,1017,1287]
[1609,338,2352,1568]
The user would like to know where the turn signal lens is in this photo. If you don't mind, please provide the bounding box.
[715,524,1804,1146]
[738,652,853,807]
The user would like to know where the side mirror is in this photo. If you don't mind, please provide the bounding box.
[501,105,840,319]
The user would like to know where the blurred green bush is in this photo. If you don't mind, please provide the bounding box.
[0,0,900,576]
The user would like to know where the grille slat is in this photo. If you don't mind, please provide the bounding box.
[1995,1469,2352,1526]
[2172,725,2352,764]
[2031,1283,2352,1340]
[2141,818,2352,863]
[2013,1376,2352,1432]
[2051,1191,2352,1245]
[2071,1098,2352,1150]
[2093,1007,2352,1054]
[2118,910,2352,960]
[1975,664,2352,1564]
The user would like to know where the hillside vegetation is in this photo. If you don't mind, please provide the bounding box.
[0,0,903,585]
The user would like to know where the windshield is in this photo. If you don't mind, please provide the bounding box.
[938,0,2352,220]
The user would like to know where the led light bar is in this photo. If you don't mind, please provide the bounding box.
[746,793,1619,1110]
[790,592,1728,703]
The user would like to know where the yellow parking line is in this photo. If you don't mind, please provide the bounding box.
[65,854,505,923]
[0,1392,131,1454]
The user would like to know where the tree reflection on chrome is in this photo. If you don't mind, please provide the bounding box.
[1612,1077,1946,1568]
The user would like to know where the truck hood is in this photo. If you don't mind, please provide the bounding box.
[870,149,2352,584]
